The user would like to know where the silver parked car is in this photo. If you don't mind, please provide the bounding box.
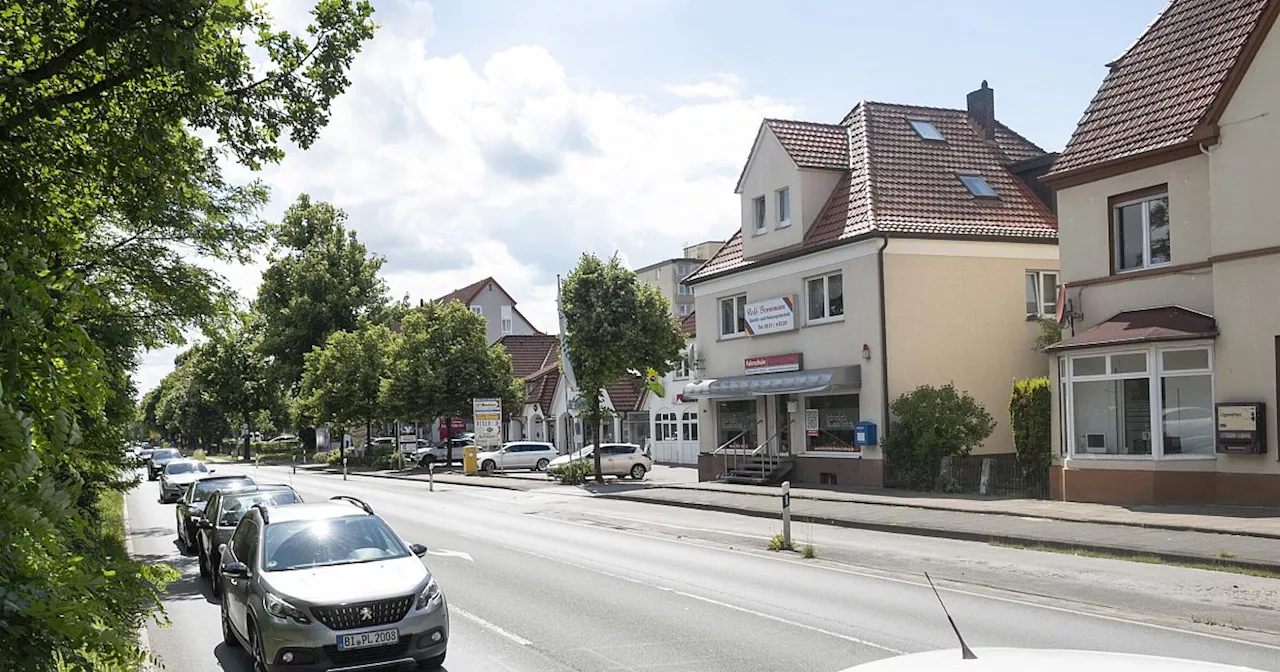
[219,496,449,671]
[159,459,213,503]
[547,443,652,479]
[477,441,557,472]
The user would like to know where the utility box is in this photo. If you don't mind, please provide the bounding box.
[463,445,479,474]
[1216,402,1267,454]
[854,421,878,447]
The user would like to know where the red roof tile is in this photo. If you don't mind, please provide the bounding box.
[526,361,559,412]
[605,378,645,413]
[495,334,560,378]
[679,311,696,335]
[1046,306,1217,351]
[1049,0,1272,177]
[765,119,848,170]
[689,100,1057,284]
[435,277,493,306]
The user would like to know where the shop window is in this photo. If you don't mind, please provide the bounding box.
[805,394,859,453]
[682,412,699,441]
[655,412,679,442]
[716,399,756,450]
[806,272,844,323]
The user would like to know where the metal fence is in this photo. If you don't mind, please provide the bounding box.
[883,452,1049,499]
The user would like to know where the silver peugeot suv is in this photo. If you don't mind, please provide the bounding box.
[218,496,449,671]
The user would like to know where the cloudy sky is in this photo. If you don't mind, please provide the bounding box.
[134,0,1167,395]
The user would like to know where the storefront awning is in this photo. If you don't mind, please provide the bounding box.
[683,365,861,399]
[1044,306,1217,352]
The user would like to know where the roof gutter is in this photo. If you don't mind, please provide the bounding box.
[876,236,890,443]
[1042,138,1210,190]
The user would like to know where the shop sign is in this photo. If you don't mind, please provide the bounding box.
[472,397,503,447]
[805,409,819,437]
[744,353,803,376]
[744,296,797,336]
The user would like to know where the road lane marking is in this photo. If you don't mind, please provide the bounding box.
[452,606,533,646]
[579,511,767,540]
[427,549,474,561]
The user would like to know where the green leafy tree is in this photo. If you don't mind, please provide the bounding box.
[256,194,390,393]
[155,348,231,451]
[883,383,996,491]
[1010,376,1052,496]
[561,254,685,481]
[198,315,275,459]
[298,322,394,457]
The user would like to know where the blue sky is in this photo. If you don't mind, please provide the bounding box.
[136,0,1168,394]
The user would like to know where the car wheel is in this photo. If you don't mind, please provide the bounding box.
[176,521,186,551]
[221,599,239,647]
[482,459,496,472]
[419,652,446,669]
[535,458,549,471]
[198,547,210,578]
[630,463,647,480]
[250,622,269,672]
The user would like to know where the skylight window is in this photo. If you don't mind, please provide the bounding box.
[959,174,997,198]
[908,119,945,141]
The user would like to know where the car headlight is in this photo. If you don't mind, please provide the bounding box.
[264,591,311,623]
[415,578,442,610]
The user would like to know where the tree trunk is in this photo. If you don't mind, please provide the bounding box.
[444,417,453,464]
[242,411,252,461]
[591,394,604,483]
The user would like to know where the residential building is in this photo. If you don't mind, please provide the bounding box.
[494,334,560,442]
[682,82,1059,486]
[1043,0,1280,505]
[547,373,648,453]
[436,277,540,344]
[635,241,725,319]
[645,311,701,465]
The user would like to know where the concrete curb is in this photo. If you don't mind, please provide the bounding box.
[601,491,1280,575]
[649,483,1280,541]
[122,497,157,671]
[312,467,535,492]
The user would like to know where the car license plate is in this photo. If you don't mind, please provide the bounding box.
[336,628,399,650]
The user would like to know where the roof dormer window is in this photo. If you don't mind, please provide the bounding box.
[908,118,945,141]
[958,173,997,198]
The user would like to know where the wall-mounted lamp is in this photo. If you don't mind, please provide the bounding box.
[861,344,872,360]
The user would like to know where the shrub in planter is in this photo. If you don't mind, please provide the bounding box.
[549,459,594,485]
[882,383,996,491]
[1010,376,1052,486]
[324,450,344,466]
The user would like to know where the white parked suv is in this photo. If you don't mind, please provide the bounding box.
[477,442,558,472]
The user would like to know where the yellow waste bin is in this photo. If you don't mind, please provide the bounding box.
[463,445,479,474]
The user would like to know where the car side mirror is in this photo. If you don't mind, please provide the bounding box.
[208,468,216,473]
[218,543,228,556]
[222,561,250,578]
[410,543,428,557]
[198,519,214,529]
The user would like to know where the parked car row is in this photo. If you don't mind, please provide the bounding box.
[151,461,450,670]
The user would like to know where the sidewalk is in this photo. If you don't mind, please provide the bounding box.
[290,464,1280,573]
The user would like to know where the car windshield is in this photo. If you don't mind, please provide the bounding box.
[153,449,180,459]
[218,491,298,527]
[263,515,410,571]
[165,461,207,475]
[191,478,252,502]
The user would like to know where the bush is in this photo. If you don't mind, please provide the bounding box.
[549,459,594,485]
[767,533,792,551]
[1010,376,1053,485]
[192,449,207,461]
[324,450,344,466]
[882,383,996,491]
[311,451,332,464]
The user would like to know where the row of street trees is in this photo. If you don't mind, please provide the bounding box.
[0,1,378,667]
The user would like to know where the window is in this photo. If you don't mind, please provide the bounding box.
[719,295,747,338]
[678,303,690,316]
[655,412,679,442]
[673,355,689,379]
[776,188,791,228]
[1024,271,1058,317]
[678,284,691,295]
[1064,346,1213,458]
[716,399,756,450]
[501,305,513,334]
[806,272,844,323]
[682,411,699,441]
[752,196,766,234]
[805,394,860,453]
[677,264,689,276]
[1114,192,1170,272]
[908,118,945,141]
[470,305,482,315]
[958,174,997,198]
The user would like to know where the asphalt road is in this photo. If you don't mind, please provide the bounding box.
[125,464,1280,672]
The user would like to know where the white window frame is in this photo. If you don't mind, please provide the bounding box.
[678,284,691,296]
[805,272,844,325]
[1025,270,1058,318]
[655,412,679,442]
[500,305,513,335]
[673,355,689,380]
[776,187,791,229]
[1062,343,1215,462]
[907,118,945,141]
[682,411,699,441]
[719,294,747,339]
[752,196,766,234]
[677,264,689,276]
[470,305,482,315]
[958,173,997,198]
[677,303,690,316]
[1113,192,1171,273]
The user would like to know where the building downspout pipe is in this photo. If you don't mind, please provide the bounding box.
[876,236,890,440]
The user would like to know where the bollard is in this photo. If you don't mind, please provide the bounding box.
[429,462,434,492]
[292,454,297,474]
[781,480,792,549]
[255,454,259,475]
[343,457,348,481]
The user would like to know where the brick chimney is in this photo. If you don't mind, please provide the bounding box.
[967,80,995,140]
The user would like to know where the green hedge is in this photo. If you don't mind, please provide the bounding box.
[1010,376,1053,483]
[549,459,594,485]
[882,383,996,491]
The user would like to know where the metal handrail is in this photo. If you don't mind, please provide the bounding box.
[711,431,747,454]
[713,431,746,479]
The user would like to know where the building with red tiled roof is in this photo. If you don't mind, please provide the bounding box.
[681,82,1060,487]
[1044,0,1280,506]
[494,334,559,379]
[435,277,542,344]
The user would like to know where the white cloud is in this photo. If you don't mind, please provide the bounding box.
[133,0,795,395]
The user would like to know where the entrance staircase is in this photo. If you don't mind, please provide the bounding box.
[724,454,794,485]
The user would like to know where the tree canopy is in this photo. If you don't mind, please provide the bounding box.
[297,320,394,451]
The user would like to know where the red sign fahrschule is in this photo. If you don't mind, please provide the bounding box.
[744,353,803,376]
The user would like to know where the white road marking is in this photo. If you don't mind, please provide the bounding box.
[452,606,533,646]
[580,511,766,540]
[427,549,474,561]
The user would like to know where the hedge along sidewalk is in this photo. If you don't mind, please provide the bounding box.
[602,486,1280,574]
[647,480,1280,540]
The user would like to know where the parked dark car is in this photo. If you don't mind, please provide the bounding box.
[175,475,255,552]
[146,448,182,481]
[197,484,302,592]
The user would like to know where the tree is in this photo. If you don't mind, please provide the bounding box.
[198,315,275,460]
[0,1,376,666]
[256,194,389,394]
[561,254,685,481]
[882,384,996,491]
[383,303,517,462]
[154,348,231,451]
[298,321,394,457]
